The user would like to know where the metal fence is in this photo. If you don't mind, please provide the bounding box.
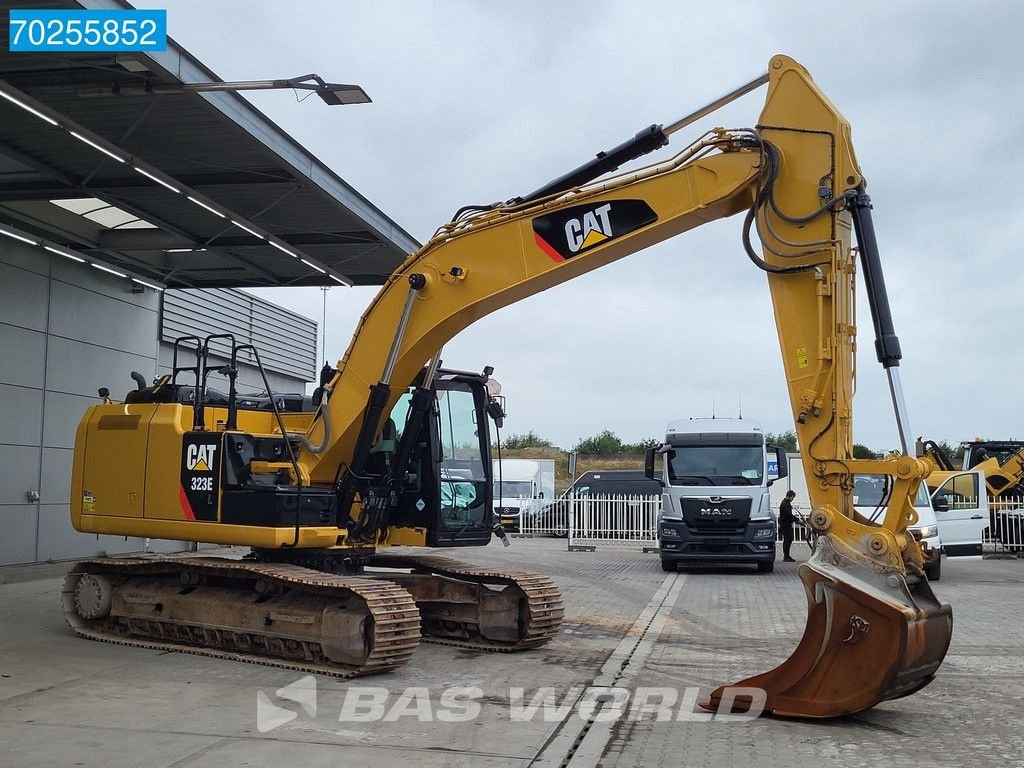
[516,497,571,537]
[567,494,662,551]
[984,498,1024,556]
[517,495,813,543]
[514,492,1023,557]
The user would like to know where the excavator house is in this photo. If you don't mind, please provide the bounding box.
[67,55,951,718]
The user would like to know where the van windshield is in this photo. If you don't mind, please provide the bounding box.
[854,474,930,523]
[494,481,534,499]
[667,446,763,486]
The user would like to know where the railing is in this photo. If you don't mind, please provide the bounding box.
[984,498,1024,556]
[517,497,571,537]
[567,494,662,551]
[517,494,814,549]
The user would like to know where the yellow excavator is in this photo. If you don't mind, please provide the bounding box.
[67,55,949,718]
[922,438,1024,498]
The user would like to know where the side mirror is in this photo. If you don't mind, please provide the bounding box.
[644,447,657,480]
[767,444,789,483]
[932,495,951,513]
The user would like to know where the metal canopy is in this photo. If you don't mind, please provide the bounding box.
[0,0,418,288]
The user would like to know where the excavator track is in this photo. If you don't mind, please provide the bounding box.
[63,557,421,678]
[367,553,564,651]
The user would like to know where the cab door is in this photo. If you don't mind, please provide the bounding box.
[929,470,986,556]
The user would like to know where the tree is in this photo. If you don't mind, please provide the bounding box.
[573,430,623,455]
[765,430,798,453]
[501,430,553,450]
[621,437,660,453]
[852,443,880,459]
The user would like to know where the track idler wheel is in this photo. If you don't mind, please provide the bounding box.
[700,533,953,718]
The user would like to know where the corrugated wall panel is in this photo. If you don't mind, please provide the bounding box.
[161,288,316,381]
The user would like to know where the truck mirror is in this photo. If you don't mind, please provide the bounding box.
[932,494,951,513]
[768,444,789,482]
[644,447,656,480]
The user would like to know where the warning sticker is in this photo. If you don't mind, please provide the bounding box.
[83,491,96,513]
[796,347,809,369]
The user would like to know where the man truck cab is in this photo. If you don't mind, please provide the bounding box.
[648,418,787,573]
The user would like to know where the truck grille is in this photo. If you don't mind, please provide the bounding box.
[680,497,752,530]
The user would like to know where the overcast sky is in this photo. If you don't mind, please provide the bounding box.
[135,0,1024,452]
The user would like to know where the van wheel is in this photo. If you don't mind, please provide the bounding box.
[661,559,676,572]
[552,520,568,538]
[925,558,942,581]
[757,561,775,574]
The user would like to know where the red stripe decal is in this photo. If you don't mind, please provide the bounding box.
[179,485,196,521]
[534,232,565,262]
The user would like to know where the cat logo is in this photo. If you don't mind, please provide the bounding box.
[532,199,657,262]
[565,203,612,253]
[186,443,217,472]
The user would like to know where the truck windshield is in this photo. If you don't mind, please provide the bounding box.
[494,481,534,498]
[667,446,763,486]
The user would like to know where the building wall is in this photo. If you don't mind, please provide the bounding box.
[157,288,317,395]
[0,239,188,565]
[0,246,318,566]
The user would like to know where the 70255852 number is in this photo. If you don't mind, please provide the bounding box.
[8,9,167,53]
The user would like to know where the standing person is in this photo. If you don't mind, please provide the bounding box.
[779,490,796,562]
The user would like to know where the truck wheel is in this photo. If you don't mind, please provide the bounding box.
[757,561,775,574]
[661,559,676,572]
[552,521,568,538]
[925,557,942,582]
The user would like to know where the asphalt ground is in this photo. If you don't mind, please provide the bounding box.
[0,540,1021,768]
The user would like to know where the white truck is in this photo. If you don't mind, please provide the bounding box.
[492,458,555,531]
[772,451,988,580]
[649,418,787,573]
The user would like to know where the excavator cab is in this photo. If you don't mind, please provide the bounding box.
[374,370,498,547]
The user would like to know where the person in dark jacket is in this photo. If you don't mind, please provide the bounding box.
[779,490,796,562]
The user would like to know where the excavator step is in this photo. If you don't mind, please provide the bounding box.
[63,557,421,678]
[367,553,564,651]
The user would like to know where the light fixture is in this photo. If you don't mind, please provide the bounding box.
[164,247,207,253]
[44,244,86,263]
[0,88,58,126]
[0,224,38,246]
[69,131,126,163]
[187,196,226,218]
[301,258,326,274]
[269,240,298,258]
[123,74,373,107]
[133,165,180,194]
[131,277,164,291]
[315,83,372,106]
[231,219,264,239]
[90,262,127,278]
[329,274,350,286]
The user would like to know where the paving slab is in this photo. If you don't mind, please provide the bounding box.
[0,541,1020,768]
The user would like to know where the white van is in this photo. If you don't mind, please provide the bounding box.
[854,470,987,580]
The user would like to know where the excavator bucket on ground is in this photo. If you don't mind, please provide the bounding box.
[701,534,953,718]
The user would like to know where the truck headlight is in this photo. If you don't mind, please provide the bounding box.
[661,527,680,538]
[915,525,938,540]
[754,527,775,539]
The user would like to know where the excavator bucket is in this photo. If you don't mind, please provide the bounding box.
[701,534,952,718]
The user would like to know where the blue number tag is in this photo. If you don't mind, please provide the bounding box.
[8,9,167,53]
